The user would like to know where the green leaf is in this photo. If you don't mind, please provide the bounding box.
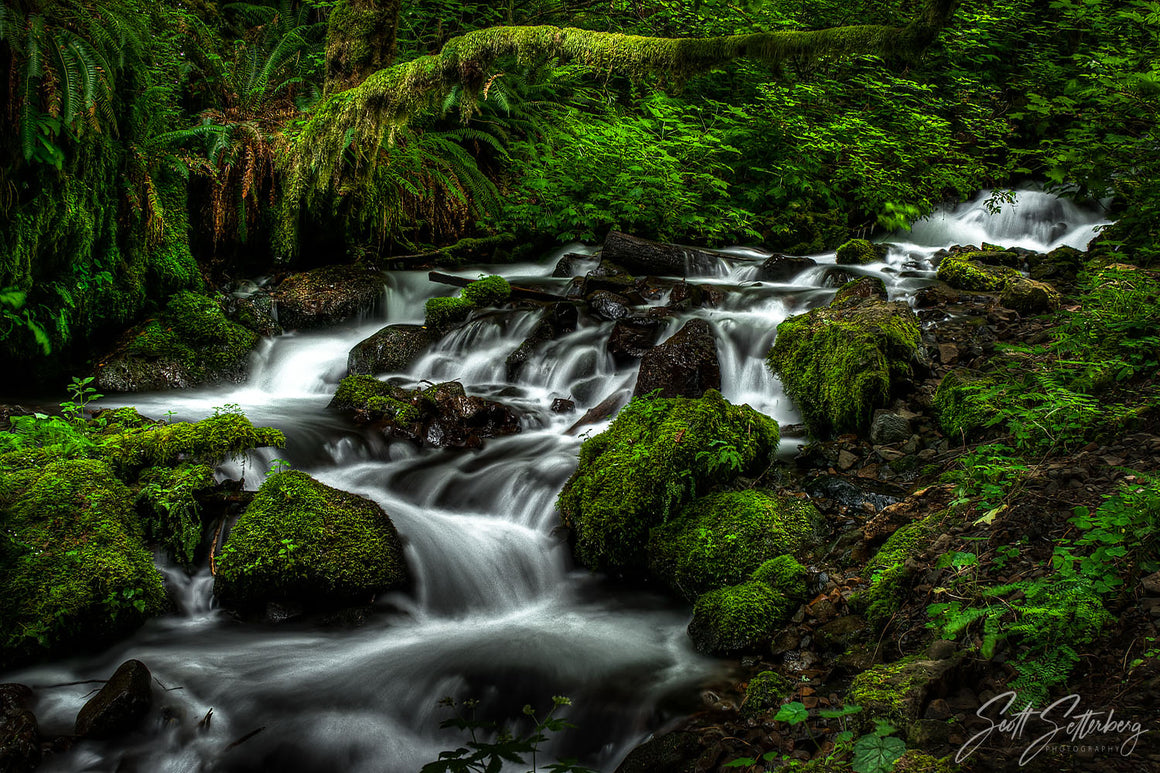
[851,733,906,773]
[774,701,808,725]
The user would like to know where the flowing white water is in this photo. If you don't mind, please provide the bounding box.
[2,191,1111,772]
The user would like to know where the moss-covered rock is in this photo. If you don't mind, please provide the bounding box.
[831,276,888,308]
[557,390,779,573]
[94,292,260,392]
[847,654,961,728]
[853,510,951,628]
[1000,277,1061,314]
[0,459,167,668]
[741,670,793,717]
[686,555,807,654]
[935,253,1020,292]
[932,370,994,441]
[648,491,819,599]
[347,324,434,375]
[767,301,922,438]
[98,409,285,476]
[461,275,511,306]
[424,295,475,330]
[274,265,386,330]
[835,238,885,265]
[214,471,409,609]
[136,463,217,565]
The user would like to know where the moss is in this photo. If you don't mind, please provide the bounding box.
[557,390,779,573]
[932,370,994,441]
[98,410,284,476]
[847,654,958,728]
[1001,278,1061,314]
[0,459,167,667]
[136,463,217,565]
[767,301,921,438]
[214,470,409,607]
[935,254,1020,292]
[835,238,883,265]
[742,670,793,717]
[424,295,475,329]
[832,276,888,308]
[330,374,420,423]
[648,491,819,599]
[461,275,511,307]
[686,557,806,655]
[854,510,950,628]
[893,751,962,773]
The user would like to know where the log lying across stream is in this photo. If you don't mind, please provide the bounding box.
[600,231,726,276]
[427,271,567,302]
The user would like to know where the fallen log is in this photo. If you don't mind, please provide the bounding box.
[600,231,726,277]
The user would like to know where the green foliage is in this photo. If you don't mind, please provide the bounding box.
[557,389,779,573]
[767,301,921,437]
[214,470,409,607]
[137,463,217,565]
[686,555,807,654]
[460,274,511,306]
[742,671,794,718]
[421,696,596,773]
[851,721,907,773]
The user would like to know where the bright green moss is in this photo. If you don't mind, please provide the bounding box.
[767,301,921,438]
[686,555,807,654]
[137,463,217,565]
[854,510,949,628]
[0,459,167,667]
[847,654,940,726]
[835,238,882,265]
[214,470,409,608]
[751,554,809,597]
[424,295,475,329]
[648,492,818,600]
[936,254,1020,292]
[461,275,511,307]
[330,375,420,423]
[557,390,779,573]
[742,670,793,718]
[932,370,994,440]
[99,410,284,475]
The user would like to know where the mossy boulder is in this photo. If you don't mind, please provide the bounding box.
[94,292,260,392]
[935,253,1020,292]
[741,670,793,718]
[347,324,434,376]
[330,376,519,447]
[648,491,820,599]
[1000,277,1061,314]
[214,471,408,609]
[686,555,808,655]
[274,265,386,330]
[424,296,475,330]
[767,301,922,438]
[461,275,511,306]
[1028,245,1084,289]
[853,509,951,628]
[0,459,167,668]
[835,238,886,265]
[831,276,888,308]
[932,370,994,441]
[557,390,779,573]
[847,654,962,729]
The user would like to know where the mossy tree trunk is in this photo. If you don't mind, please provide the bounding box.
[324,0,402,95]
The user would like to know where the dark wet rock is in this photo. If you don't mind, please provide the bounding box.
[814,614,868,652]
[667,282,724,310]
[1028,245,1083,290]
[553,253,593,278]
[614,730,700,773]
[331,376,521,448]
[600,230,723,276]
[634,319,720,399]
[757,254,817,282]
[75,660,153,739]
[225,291,282,337]
[587,290,633,321]
[347,324,434,376]
[274,265,385,330]
[551,398,575,413]
[505,303,579,380]
[0,685,39,773]
[831,276,888,308]
[806,475,901,513]
[822,268,857,288]
[607,316,666,363]
[871,412,911,445]
[913,283,959,308]
[567,392,629,433]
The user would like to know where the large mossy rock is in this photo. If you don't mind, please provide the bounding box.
[932,370,994,441]
[275,265,386,330]
[767,300,922,438]
[847,654,962,730]
[648,491,820,600]
[556,390,779,573]
[1001,277,1061,314]
[935,253,1020,292]
[835,238,886,265]
[94,292,260,392]
[687,555,808,655]
[347,324,434,376]
[0,459,167,668]
[214,471,409,609]
[633,318,721,399]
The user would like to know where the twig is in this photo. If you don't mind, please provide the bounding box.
[225,727,266,750]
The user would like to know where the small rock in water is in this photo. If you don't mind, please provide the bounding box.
[757,254,817,282]
[587,290,633,321]
[75,660,153,739]
[551,398,576,413]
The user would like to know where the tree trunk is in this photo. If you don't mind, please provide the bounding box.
[600,231,726,277]
[324,0,402,95]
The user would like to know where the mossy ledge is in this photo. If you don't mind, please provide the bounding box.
[214,470,409,609]
[767,300,922,438]
[556,389,779,574]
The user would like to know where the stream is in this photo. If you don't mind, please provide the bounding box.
[2,190,1110,772]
